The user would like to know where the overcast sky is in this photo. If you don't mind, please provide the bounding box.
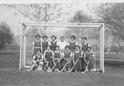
[0,3,101,36]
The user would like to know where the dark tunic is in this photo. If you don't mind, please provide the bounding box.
[82,43,88,53]
[85,52,94,70]
[44,50,54,69]
[42,41,48,54]
[62,51,74,71]
[32,54,42,70]
[73,51,82,71]
[69,41,76,52]
[60,51,70,70]
[33,40,41,54]
[50,41,57,51]
[53,51,61,70]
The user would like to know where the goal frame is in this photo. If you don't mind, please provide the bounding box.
[19,22,105,73]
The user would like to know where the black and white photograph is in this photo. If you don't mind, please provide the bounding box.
[0,0,124,86]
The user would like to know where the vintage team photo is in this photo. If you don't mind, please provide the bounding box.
[0,1,124,86]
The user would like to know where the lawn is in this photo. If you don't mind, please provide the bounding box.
[0,53,124,86]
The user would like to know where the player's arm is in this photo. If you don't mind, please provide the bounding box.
[32,55,36,63]
[40,41,42,52]
[32,41,35,53]
[43,51,48,63]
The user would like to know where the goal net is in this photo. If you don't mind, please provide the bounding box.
[20,22,104,73]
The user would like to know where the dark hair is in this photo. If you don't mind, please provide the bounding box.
[35,34,41,38]
[43,35,48,39]
[82,37,87,40]
[88,46,91,50]
[36,50,41,53]
[65,46,70,49]
[71,35,75,39]
[56,46,60,49]
[60,36,65,39]
[76,45,80,49]
[51,35,57,39]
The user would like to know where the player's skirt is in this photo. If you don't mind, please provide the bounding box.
[42,48,47,54]
[45,58,54,69]
[88,58,94,70]
[33,48,41,54]
[73,59,81,72]
[53,59,61,71]
[65,60,74,71]
[60,58,67,70]
[81,58,87,72]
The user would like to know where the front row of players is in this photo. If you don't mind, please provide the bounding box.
[31,45,94,73]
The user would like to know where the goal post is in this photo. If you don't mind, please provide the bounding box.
[19,22,104,73]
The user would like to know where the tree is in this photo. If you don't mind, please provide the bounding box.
[0,22,13,50]
[95,3,124,48]
[66,10,93,38]
[7,3,72,35]
[7,4,71,22]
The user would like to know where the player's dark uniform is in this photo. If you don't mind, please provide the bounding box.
[81,43,88,53]
[44,50,54,70]
[42,41,48,54]
[60,51,73,71]
[85,51,94,72]
[72,51,82,72]
[50,41,57,51]
[32,54,43,71]
[53,51,61,71]
[33,40,41,55]
[69,41,77,52]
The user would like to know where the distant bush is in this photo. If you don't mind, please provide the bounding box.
[0,22,13,50]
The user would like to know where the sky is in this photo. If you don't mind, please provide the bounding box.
[0,3,100,36]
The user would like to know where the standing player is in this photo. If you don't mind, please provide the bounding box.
[42,35,49,54]
[43,45,54,72]
[84,46,94,72]
[81,37,89,53]
[57,36,68,52]
[32,34,42,55]
[69,35,78,52]
[50,35,57,51]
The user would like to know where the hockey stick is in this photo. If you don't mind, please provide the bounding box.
[69,57,80,72]
[60,58,72,72]
[83,53,92,73]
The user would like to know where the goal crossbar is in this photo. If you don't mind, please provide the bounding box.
[20,22,104,73]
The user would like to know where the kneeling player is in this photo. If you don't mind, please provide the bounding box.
[60,46,73,72]
[72,46,83,72]
[52,46,62,72]
[44,45,54,72]
[31,50,43,71]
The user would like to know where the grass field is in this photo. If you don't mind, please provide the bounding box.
[0,52,124,86]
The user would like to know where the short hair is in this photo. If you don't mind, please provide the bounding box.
[71,35,75,39]
[36,50,41,53]
[47,45,50,47]
[42,35,48,39]
[51,35,57,39]
[65,46,70,49]
[82,37,87,40]
[35,34,41,38]
[88,46,91,50]
[60,36,65,39]
[56,46,60,49]
[76,45,80,49]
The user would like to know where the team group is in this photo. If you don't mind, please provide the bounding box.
[31,34,94,73]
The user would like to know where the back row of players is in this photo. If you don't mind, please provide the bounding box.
[31,34,94,73]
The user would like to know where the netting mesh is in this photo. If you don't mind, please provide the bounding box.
[21,25,102,71]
